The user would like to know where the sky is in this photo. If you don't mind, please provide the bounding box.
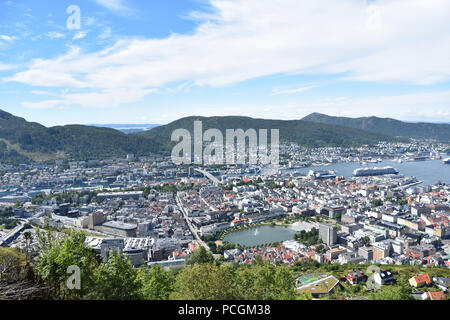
[0,0,450,126]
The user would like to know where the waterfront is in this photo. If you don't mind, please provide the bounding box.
[283,159,449,186]
[223,225,297,247]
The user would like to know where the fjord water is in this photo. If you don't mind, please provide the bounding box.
[286,160,449,186]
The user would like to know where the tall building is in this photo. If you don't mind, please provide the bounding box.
[319,223,337,246]
[88,211,107,229]
[100,239,125,260]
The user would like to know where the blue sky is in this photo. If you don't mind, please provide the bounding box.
[1,0,450,126]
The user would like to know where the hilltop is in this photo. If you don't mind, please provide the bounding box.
[302,113,450,141]
[139,115,396,148]
[0,109,165,164]
[0,110,405,164]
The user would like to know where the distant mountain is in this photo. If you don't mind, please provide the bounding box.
[0,109,165,164]
[302,113,450,141]
[139,115,398,148]
[0,110,408,165]
[89,123,160,134]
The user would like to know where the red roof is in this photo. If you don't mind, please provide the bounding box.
[412,273,431,285]
[427,291,446,300]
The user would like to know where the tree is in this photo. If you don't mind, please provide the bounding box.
[0,247,26,282]
[170,263,236,300]
[23,231,33,264]
[0,247,47,299]
[89,250,141,300]
[361,236,371,245]
[334,212,342,222]
[137,264,175,300]
[370,280,413,300]
[34,229,99,299]
[372,199,383,207]
[235,262,296,300]
[186,246,214,265]
[297,292,313,300]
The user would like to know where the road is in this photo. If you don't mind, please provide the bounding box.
[176,193,211,252]
[0,221,26,247]
[194,168,222,186]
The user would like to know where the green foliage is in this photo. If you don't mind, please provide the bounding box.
[186,247,215,265]
[361,236,371,245]
[294,228,321,246]
[137,264,175,300]
[0,216,19,229]
[34,229,99,299]
[369,280,413,300]
[372,199,383,207]
[170,263,237,300]
[171,261,296,300]
[89,250,140,300]
[0,247,27,283]
[234,262,296,300]
[0,109,165,164]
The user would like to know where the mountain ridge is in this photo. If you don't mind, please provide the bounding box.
[302,113,450,141]
[4,109,446,164]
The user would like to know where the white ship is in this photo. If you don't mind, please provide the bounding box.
[353,166,399,177]
[443,158,450,164]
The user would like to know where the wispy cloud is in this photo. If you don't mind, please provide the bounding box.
[0,35,18,42]
[0,63,15,71]
[271,85,315,95]
[21,100,64,109]
[73,31,88,40]
[94,0,134,16]
[45,31,65,39]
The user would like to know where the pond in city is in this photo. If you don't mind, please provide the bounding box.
[223,225,297,247]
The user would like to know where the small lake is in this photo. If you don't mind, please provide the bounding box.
[223,225,297,247]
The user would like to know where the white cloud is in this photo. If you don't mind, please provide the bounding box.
[6,0,450,116]
[22,88,157,109]
[45,31,65,39]
[63,88,157,108]
[97,27,112,40]
[271,85,315,96]
[0,35,18,42]
[0,63,15,71]
[21,100,64,109]
[95,0,134,15]
[73,31,88,40]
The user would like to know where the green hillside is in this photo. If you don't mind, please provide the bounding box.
[0,109,165,163]
[302,113,450,141]
[0,110,405,164]
[139,115,399,148]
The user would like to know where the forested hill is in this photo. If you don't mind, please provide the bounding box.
[138,115,399,147]
[0,110,404,164]
[302,113,450,141]
[0,109,165,164]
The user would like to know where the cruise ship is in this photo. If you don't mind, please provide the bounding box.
[308,170,337,179]
[444,158,450,164]
[353,166,399,177]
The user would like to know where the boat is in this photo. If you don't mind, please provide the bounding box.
[443,158,450,164]
[307,170,337,179]
[353,166,399,177]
